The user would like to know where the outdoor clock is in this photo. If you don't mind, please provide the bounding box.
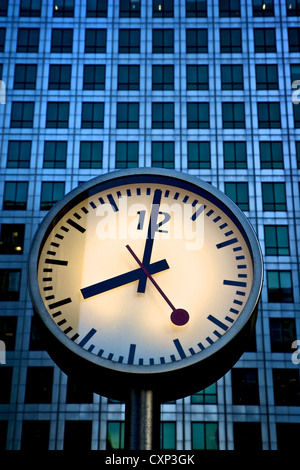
[27,168,263,402]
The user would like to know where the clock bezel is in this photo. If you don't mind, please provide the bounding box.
[27,168,263,401]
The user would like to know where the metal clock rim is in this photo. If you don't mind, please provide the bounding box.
[27,168,263,377]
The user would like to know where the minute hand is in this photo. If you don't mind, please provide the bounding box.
[137,188,162,293]
[81,259,169,299]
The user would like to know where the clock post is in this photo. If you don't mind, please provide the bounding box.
[125,388,160,450]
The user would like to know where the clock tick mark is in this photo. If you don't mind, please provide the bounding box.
[78,328,97,348]
[216,238,238,249]
[48,297,72,310]
[45,258,68,266]
[67,218,86,233]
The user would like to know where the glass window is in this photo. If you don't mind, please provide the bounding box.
[79,142,103,169]
[14,64,37,89]
[221,65,243,90]
[225,182,249,210]
[153,0,173,17]
[0,0,7,16]
[186,0,207,17]
[85,29,106,53]
[291,64,300,83]
[187,141,211,169]
[0,224,25,255]
[257,102,281,128]
[191,383,217,404]
[220,28,242,53]
[43,141,67,169]
[117,102,139,128]
[187,65,208,90]
[153,65,174,90]
[46,102,69,128]
[115,142,139,168]
[3,181,28,210]
[160,422,176,450]
[119,29,140,53]
[287,0,300,15]
[29,316,44,351]
[231,368,260,405]
[118,65,139,90]
[20,0,42,17]
[49,65,71,90]
[81,102,104,128]
[25,367,53,403]
[186,29,208,53]
[223,142,247,169]
[40,182,65,210]
[66,377,93,403]
[294,104,300,128]
[267,270,293,303]
[0,28,5,52]
[152,29,174,53]
[296,141,300,168]
[192,422,218,450]
[152,141,174,168]
[83,65,105,90]
[270,318,296,352]
[21,421,50,450]
[288,28,300,52]
[53,0,74,17]
[120,0,140,17]
[222,102,245,128]
[259,141,283,168]
[51,28,73,53]
[219,0,240,17]
[262,182,286,210]
[0,421,8,450]
[0,270,21,301]
[254,28,276,52]
[7,141,31,168]
[253,0,274,16]
[0,317,17,350]
[107,421,125,449]
[0,368,12,403]
[264,225,290,255]
[64,421,92,450]
[187,102,209,128]
[17,28,39,52]
[86,0,107,17]
[152,102,174,129]
[234,423,262,450]
[277,423,300,450]
[255,64,278,89]
[10,102,34,128]
[273,369,300,405]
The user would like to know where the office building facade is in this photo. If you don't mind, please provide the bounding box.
[0,0,300,450]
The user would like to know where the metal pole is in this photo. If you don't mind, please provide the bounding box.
[125,388,161,450]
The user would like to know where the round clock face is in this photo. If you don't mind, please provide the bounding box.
[30,170,262,382]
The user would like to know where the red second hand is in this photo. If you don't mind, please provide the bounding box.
[126,244,189,326]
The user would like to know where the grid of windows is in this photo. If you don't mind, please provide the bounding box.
[0,0,299,452]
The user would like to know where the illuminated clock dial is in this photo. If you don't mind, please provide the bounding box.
[28,169,263,401]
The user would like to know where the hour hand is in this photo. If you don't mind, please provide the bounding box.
[81,259,169,299]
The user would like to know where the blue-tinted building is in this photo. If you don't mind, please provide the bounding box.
[0,0,300,450]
